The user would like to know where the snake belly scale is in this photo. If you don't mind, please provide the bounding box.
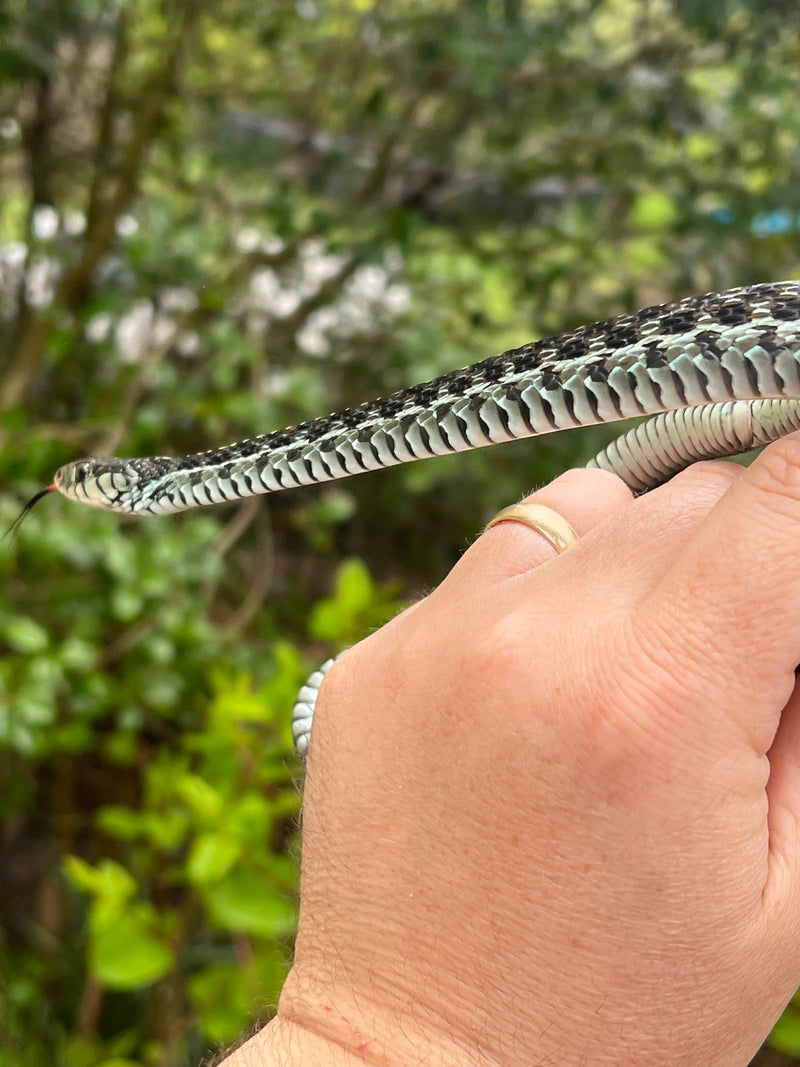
[52,280,800,513]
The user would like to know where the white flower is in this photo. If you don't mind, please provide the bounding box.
[32,205,59,241]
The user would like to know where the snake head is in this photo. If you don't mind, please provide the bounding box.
[53,458,143,513]
[52,455,186,514]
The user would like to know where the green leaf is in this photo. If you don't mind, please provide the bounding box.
[63,855,102,895]
[632,191,679,233]
[203,866,297,937]
[63,857,137,902]
[334,558,374,613]
[228,792,271,840]
[770,1003,800,1055]
[144,809,189,851]
[57,635,97,670]
[90,907,174,990]
[2,616,49,654]
[96,806,145,841]
[309,558,376,640]
[189,963,253,1043]
[187,832,241,885]
[176,773,223,821]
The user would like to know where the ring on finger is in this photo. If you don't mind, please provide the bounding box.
[484,502,580,555]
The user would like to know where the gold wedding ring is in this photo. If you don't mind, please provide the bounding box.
[484,502,579,554]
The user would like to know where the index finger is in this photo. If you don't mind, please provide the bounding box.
[637,432,800,746]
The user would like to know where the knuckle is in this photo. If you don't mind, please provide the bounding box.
[537,465,635,508]
[675,459,743,495]
[747,433,800,512]
[549,465,631,495]
[459,615,524,691]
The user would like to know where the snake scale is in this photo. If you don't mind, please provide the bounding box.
[45,279,800,755]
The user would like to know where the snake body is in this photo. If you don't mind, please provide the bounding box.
[50,279,800,759]
[53,280,800,512]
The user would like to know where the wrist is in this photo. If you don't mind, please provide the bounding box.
[219,982,483,1067]
[220,1012,376,1066]
[270,962,491,1067]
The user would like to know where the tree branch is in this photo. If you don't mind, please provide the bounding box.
[85,11,129,237]
[0,2,202,421]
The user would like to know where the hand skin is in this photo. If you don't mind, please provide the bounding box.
[224,436,800,1067]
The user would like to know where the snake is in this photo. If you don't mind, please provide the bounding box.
[41,279,800,756]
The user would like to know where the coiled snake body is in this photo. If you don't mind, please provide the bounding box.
[50,280,800,754]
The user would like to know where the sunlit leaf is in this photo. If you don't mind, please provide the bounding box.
[203,867,297,937]
[90,909,174,990]
[187,833,241,885]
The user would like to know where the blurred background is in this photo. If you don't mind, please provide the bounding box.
[2,1,800,1063]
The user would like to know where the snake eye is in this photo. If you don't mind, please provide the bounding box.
[76,462,91,484]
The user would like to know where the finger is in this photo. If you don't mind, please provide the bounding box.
[760,681,800,982]
[539,459,745,605]
[465,467,633,584]
[452,458,743,602]
[766,682,800,876]
[635,432,800,748]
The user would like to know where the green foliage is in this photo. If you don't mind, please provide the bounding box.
[771,995,800,1056]
[309,559,404,644]
[2,0,800,1063]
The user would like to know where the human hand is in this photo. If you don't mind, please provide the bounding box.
[234,437,800,1066]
